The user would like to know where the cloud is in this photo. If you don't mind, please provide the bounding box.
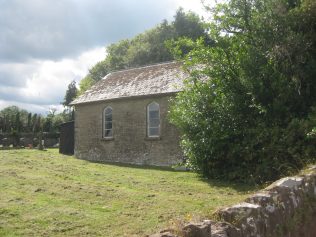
[0,0,180,62]
[0,99,64,115]
[0,63,38,87]
[0,47,105,113]
[0,0,208,114]
[174,0,209,18]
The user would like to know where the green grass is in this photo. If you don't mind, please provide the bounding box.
[0,149,257,236]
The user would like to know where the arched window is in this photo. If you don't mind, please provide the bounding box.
[103,106,113,138]
[147,102,160,137]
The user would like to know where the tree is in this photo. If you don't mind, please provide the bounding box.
[0,116,3,133]
[62,80,78,120]
[43,107,58,132]
[78,75,95,96]
[43,116,52,133]
[88,60,110,83]
[169,0,316,183]
[0,106,72,135]
[27,113,32,132]
[62,80,78,107]
[15,112,21,133]
[77,9,207,94]
[173,8,205,40]
[51,113,67,131]
[0,106,28,133]
[32,114,38,133]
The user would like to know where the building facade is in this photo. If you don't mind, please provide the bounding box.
[71,61,188,166]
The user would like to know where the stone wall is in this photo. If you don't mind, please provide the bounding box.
[149,166,316,237]
[74,94,183,166]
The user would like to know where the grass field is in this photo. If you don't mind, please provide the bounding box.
[0,149,258,236]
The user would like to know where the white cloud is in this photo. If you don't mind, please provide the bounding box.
[174,0,209,18]
[0,47,106,114]
[0,0,177,62]
[0,0,215,115]
[0,99,64,115]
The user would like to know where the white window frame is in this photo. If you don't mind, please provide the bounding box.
[147,102,160,137]
[103,106,113,138]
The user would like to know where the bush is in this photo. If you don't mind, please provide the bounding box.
[170,82,316,183]
[169,0,316,184]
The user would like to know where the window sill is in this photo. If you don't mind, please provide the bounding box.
[101,137,114,141]
[145,136,161,141]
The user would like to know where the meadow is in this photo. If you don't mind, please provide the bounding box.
[0,149,257,236]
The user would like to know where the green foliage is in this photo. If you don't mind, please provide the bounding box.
[88,60,110,83]
[0,106,30,133]
[173,8,206,40]
[31,113,39,133]
[62,80,77,120]
[0,106,72,135]
[169,0,316,183]
[78,75,95,96]
[78,8,206,94]
[62,80,78,107]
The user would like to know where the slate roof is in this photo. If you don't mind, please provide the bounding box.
[71,61,188,105]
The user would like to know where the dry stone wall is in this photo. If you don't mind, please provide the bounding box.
[149,166,316,237]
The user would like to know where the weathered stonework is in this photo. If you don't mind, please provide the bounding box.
[74,94,183,166]
[149,166,316,237]
[71,61,188,166]
[182,220,212,237]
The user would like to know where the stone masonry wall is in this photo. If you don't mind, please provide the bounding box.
[149,166,316,237]
[74,94,183,166]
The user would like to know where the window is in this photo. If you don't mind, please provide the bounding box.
[147,102,160,137]
[103,106,113,138]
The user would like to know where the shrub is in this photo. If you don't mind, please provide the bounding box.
[169,0,316,183]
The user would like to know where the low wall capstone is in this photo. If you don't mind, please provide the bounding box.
[148,166,316,237]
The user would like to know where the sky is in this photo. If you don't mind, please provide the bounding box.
[0,0,208,114]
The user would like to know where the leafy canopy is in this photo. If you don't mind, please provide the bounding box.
[0,106,73,134]
[169,0,316,183]
[62,80,78,107]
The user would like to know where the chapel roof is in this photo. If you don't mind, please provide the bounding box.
[71,61,188,105]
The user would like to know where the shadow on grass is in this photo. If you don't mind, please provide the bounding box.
[79,158,260,192]
[196,175,261,193]
[80,158,176,171]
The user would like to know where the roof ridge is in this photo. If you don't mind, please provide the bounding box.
[71,61,188,105]
[106,61,178,77]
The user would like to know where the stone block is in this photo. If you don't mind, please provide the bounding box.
[148,167,316,237]
[211,221,241,237]
[218,202,265,237]
[265,177,307,218]
[182,220,211,237]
